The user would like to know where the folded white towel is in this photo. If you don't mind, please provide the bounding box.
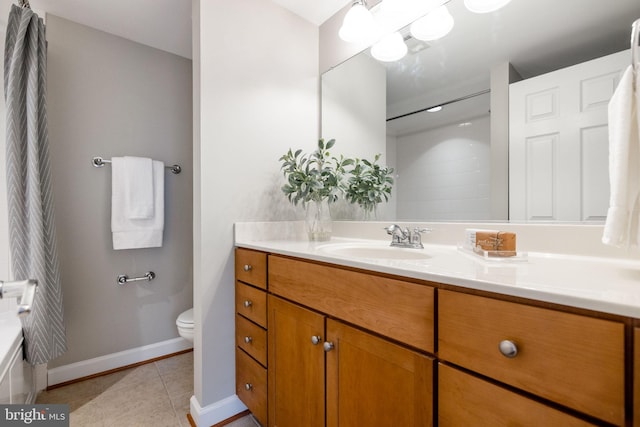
[124,156,154,219]
[111,157,164,250]
[602,66,640,247]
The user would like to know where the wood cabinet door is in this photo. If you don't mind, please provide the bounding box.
[268,296,325,427]
[635,328,640,427]
[325,319,434,427]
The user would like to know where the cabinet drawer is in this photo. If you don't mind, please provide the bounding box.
[635,328,640,427]
[236,348,267,427]
[269,255,434,352]
[236,281,267,328]
[236,314,267,367]
[438,290,625,426]
[438,363,597,426]
[235,248,267,290]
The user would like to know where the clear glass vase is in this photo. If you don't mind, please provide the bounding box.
[305,199,332,241]
[362,206,378,221]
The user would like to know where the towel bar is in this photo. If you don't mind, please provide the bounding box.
[92,156,182,174]
[117,271,156,286]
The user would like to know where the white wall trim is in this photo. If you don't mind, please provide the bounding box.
[189,394,247,427]
[47,337,192,386]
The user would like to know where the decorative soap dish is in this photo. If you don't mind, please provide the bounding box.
[457,244,528,262]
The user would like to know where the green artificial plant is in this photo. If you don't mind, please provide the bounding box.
[345,153,394,216]
[279,138,353,206]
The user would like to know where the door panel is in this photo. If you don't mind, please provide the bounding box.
[509,50,628,221]
[326,319,434,427]
[268,295,325,427]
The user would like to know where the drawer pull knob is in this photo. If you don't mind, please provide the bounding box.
[323,341,335,352]
[311,335,322,345]
[499,340,518,358]
[243,264,252,272]
[244,336,253,344]
[245,383,253,391]
[243,300,252,308]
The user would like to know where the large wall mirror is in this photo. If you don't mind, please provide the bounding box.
[321,0,640,223]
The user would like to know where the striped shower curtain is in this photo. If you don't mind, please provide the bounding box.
[4,4,66,364]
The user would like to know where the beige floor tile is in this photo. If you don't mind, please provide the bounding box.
[98,363,161,393]
[160,368,194,400]
[37,376,102,404]
[69,400,105,427]
[155,351,193,376]
[170,390,192,418]
[37,353,195,427]
[226,414,261,427]
[96,377,169,419]
[106,402,180,427]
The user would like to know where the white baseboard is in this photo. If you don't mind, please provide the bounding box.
[47,337,193,386]
[190,394,247,427]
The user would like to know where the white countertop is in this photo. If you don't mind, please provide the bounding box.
[235,237,640,318]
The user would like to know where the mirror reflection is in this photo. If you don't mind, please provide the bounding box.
[322,0,640,222]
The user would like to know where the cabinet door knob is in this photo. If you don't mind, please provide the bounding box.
[323,341,335,352]
[243,264,253,272]
[499,340,518,358]
[311,335,322,345]
[243,300,252,308]
[244,336,253,344]
[245,383,253,391]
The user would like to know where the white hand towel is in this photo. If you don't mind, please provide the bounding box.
[602,66,640,247]
[111,157,164,250]
[124,156,154,219]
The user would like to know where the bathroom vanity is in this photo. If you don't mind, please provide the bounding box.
[234,239,639,427]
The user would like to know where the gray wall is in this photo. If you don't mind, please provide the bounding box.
[46,15,193,368]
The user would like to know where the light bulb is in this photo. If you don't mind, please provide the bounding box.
[410,5,454,41]
[380,0,422,14]
[339,2,380,44]
[464,0,513,14]
[371,32,408,62]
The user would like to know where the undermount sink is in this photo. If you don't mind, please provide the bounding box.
[316,242,431,260]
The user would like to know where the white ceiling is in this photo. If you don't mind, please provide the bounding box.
[0,0,347,60]
[270,0,350,25]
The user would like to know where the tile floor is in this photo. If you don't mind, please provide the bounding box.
[35,351,260,427]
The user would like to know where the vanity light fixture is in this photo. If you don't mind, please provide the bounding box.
[463,0,513,14]
[410,5,454,41]
[427,105,443,112]
[371,32,408,62]
[339,0,380,44]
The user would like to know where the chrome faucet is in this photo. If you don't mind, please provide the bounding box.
[0,279,38,317]
[385,225,431,249]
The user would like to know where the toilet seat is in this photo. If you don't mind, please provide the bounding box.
[176,308,194,329]
[177,308,194,343]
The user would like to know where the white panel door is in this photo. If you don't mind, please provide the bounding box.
[509,50,629,221]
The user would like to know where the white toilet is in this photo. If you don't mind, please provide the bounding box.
[176,308,194,343]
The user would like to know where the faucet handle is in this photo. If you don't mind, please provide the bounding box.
[413,227,432,235]
[385,224,408,237]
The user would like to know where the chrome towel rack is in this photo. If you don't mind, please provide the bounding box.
[92,156,182,174]
[117,271,156,286]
